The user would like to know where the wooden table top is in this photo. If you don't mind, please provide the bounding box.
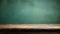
[0,24,60,29]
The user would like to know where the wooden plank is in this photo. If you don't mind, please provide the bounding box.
[0,24,60,29]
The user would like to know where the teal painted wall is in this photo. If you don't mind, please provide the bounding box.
[0,0,60,24]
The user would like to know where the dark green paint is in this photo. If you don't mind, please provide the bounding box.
[0,0,60,24]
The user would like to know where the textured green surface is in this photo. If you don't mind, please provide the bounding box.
[0,0,60,24]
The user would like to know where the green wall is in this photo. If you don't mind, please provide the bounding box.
[0,0,60,24]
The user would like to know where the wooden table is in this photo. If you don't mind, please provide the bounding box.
[0,24,60,29]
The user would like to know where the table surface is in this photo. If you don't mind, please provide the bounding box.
[0,24,60,29]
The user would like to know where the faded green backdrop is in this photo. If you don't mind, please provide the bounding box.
[0,0,60,24]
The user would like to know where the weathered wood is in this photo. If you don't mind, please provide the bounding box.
[0,24,60,29]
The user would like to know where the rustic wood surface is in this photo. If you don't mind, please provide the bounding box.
[0,24,60,29]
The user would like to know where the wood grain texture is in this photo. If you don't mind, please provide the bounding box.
[0,24,60,29]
